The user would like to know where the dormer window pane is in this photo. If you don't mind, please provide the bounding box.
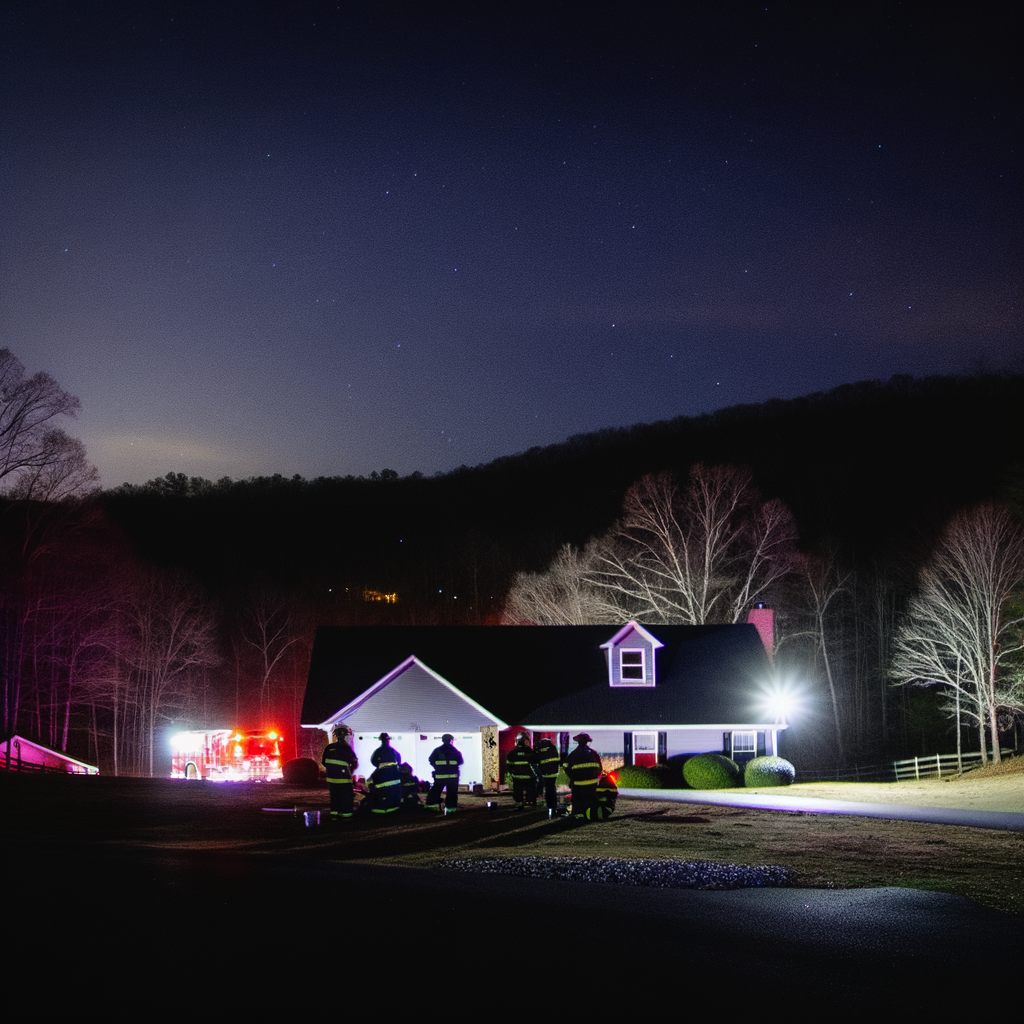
[621,650,644,680]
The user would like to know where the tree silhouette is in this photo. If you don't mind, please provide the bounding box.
[891,504,1024,763]
[505,464,798,626]
[0,349,94,492]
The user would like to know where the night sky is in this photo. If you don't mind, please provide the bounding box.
[3,3,1020,487]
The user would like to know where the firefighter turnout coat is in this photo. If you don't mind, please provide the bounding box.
[322,738,358,818]
[426,739,464,810]
[563,741,603,818]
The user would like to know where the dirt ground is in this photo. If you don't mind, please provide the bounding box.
[3,763,1022,914]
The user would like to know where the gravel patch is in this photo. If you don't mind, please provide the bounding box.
[439,855,795,890]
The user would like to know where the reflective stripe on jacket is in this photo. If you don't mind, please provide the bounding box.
[563,745,603,786]
[369,761,402,811]
[371,744,402,767]
[534,742,560,779]
[506,745,535,780]
[322,741,358,784]
[429,743,464,779]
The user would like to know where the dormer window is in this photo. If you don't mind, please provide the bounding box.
[601,621,663,687]
[621,649,645,681]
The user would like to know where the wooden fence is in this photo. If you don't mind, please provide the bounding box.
[892,748,1014,781]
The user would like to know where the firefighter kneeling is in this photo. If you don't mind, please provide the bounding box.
[587,772,618,820]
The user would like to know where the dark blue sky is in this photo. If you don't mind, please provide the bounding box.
[3,3,1020,486]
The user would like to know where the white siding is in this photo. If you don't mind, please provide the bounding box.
[343,662,496,733]
[585,729,625,757]
[350,730,485,788]
[665,729,723,758]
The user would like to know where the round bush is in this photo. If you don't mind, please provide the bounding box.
[682,753,742,790]
[744,755,796,787]
[613,764,661,789]
[282,757,320,787]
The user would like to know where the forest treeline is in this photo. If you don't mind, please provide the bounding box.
[4,368,1023,773]
[103,373,1024,604]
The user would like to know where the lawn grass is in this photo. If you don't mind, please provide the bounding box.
[3,771,1022,913]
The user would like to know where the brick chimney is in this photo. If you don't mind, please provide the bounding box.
[746,604,774,662]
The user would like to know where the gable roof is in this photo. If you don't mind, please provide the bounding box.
[318,655,505,732]
[302,623,775,730]
[600,622,665,652]
[1,734,99,774]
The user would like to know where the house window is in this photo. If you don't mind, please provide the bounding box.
[620,649,645,681]
[632,730,658,767]
[732,731,756,756]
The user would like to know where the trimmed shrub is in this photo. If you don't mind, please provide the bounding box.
[682,752,742,790]
[744,755,796,787]
[613,763,661,789]
[282,757,320,787]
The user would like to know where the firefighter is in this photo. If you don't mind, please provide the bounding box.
[506,731,537,810]
[562,733,602,820]
[371,732,402,767]
[533,735,561,812]
[589,771,619,820]
[322,724,358,820]
[399,762,423,810]
[426,733,464,812]
[362,732,402,815]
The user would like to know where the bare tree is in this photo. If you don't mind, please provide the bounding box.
[103,567,220,776]
[0,349,94,492]
[799,551,853,762]
[503,464,799,627]
[239,588,301,726]
[590,466,799,625]
[5,433,98,502]
[890,504,1024,764]
[0,351,99,739]
[503,541,619,625]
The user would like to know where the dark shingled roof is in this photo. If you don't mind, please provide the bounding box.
[524,624,773,726]
[302,624,775,729]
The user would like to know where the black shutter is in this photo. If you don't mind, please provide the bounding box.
[658,732,667,763]
[623,732,633,766]
[723,732,732,756]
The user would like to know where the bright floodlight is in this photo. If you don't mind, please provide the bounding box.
[756,679,802,724]
[766,693,792,722]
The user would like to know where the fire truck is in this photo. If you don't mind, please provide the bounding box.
[170,728,285,781]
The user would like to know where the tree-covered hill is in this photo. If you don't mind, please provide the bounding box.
[100,373,1023,623]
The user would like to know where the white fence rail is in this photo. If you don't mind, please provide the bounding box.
[893,748,1013,781]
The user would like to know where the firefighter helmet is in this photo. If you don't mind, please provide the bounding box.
[441,733,454,742]
[573,733,593,744]
[378,732,390,741]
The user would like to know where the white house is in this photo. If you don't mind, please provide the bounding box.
[301,619,785,785]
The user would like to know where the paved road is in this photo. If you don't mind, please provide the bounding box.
[7,839,1020,1008]
[618,787,1024,831]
